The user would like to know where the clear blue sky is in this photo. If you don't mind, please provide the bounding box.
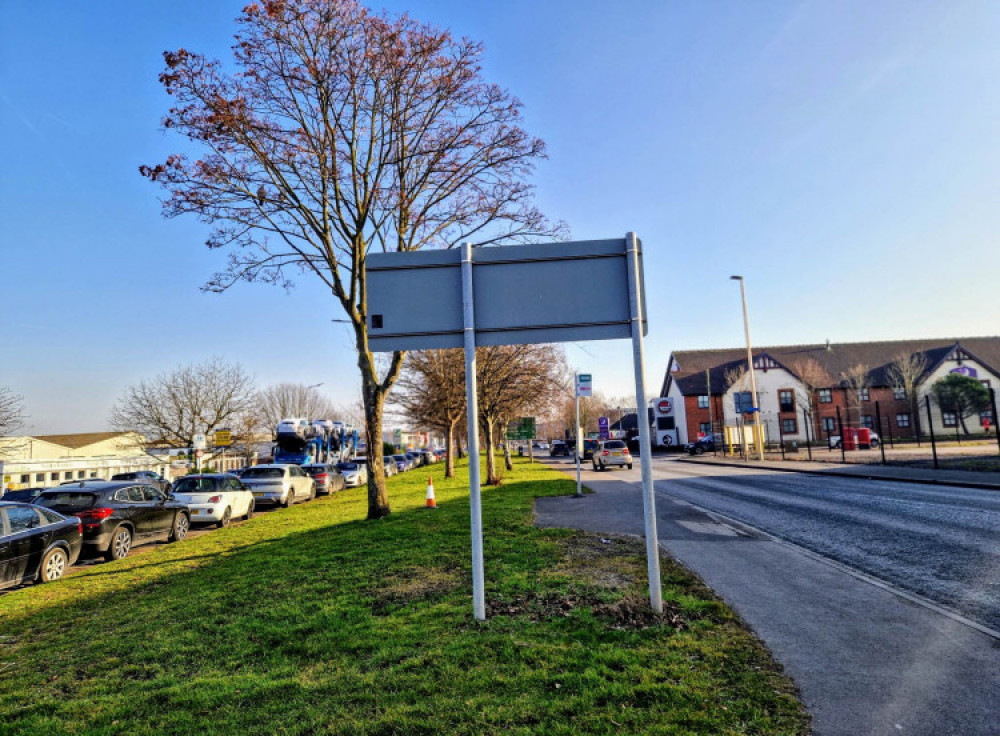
[2,1,998,434]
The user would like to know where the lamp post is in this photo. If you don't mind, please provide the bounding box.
[731,276,764,460]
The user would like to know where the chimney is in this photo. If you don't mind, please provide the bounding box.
[825,339,831,352]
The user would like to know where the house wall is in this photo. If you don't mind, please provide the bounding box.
[720,365,809,442]
[916,356,999,436]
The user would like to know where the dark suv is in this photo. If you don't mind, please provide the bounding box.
[550,441,570,457]
[35,482,190,561]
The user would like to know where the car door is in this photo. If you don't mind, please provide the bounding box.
[0,510,12,585]
[224,477,248,515]
[2,506,49,585]
[121,485,155,538]
[141,486,176,535]
[288,466,306,500]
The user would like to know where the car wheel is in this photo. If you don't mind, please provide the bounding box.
[38,547,68,583]
[308,485,316,501]
[106,526,132,561]
[217,507,232,529]
[244,499,255,520]
[695,447,705,455]
[592,461,598,471]
[170,512,190,542]
[871,439,879,448]
[282,492,292,509]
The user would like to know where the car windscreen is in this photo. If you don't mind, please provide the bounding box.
[111,473,136,480]
[584,440,599,448]
[173,477,219,493]
[241,468,284,479]
[336,463,358,471]
[302,466,326,477]
[3,489,41,502]
[603,441,626,449]
[393,456,406,461]
[36,492,97,510]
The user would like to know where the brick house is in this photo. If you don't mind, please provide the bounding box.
[659,337,1000,447]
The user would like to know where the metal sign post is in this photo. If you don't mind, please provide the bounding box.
[367,234,661,619]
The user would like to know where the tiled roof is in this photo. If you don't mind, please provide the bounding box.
[663,337,1000,396]
[33,432,133,450]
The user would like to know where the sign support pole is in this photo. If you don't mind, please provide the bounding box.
[462,242,486,621]
[575,373,583,497]
[625,232,662,614]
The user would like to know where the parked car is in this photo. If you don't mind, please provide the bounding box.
[828,431,880,450]
[685,435,721,455]
[239,465,315,508]
[110,471,171,495]
[170,474,255,528]
[1,488,46,503]
[335,461,368,488]
[34,482,190,561]
[419,450,436,465]
[578,439,600,461]
[1,501,83,588]
[550,441,570,457]
[301,464,347,495]
[405,451,423,468]
[592,440,633,471]
[392,454,411,472]
[383,458,397,477]
[532,441,550,451]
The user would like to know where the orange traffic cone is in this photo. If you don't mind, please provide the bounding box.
[425,476,437,509]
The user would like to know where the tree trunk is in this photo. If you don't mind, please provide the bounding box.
[959,408,971,436]
[445,419,456,478]
[502,426,513,472]
[362,374,390,519]
[484,417,500,485]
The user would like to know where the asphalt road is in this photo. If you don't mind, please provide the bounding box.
[654,458,1000,632]
[535,456,1000,736]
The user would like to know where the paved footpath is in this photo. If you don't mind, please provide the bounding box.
[534,457,1000,736]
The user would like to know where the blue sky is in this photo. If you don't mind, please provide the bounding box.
[2,1,998,434]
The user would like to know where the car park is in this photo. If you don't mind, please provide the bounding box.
[301,464,346,495]
[592,440,633,471]
[549,441,570,457]
[335,461,368,488]
[239,464,315,507]
[170,474,255,527]
[1,501,83,588]
[34,482,190,561]
[110,470,172,495]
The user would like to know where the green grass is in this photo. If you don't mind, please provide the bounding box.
[0,458,808,735]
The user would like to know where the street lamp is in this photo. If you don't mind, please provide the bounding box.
[731,276,764,460]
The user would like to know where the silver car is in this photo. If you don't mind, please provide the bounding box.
[592,440,633,471]
[335,461,368,488]
[240,464,315,507]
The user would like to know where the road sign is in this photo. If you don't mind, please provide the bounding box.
[598,416,610,440]
[194,449,204,458]
[193,433,207,451]
[506,417,536,440]
[576,373,593,397]
[366,238,647,351]
[214,429,232,447]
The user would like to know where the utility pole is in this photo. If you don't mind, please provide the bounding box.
[731,276,764,460]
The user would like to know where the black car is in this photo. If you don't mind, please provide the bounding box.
[1,488,46,503]
[35,482,190,561]
[1,501,83,589]
[111,471,171,495]
[685,435,720,455]
[550,441,570,457]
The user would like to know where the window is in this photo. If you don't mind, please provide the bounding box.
[857,388,870,402]
[699,422,711,435]
[35,473,44,483]
[822,417,836,432]
[656,417,675,430]
[893,387,906,400]
[64,471,74,480]
[5,507,42,533]
[697,395,709,409]
[19,474,29,484]
[778,390,795,413]
[942,411,958,428]
[734,391,759,413]
[781,418,797,434]
[141,487,163,502]
[818,389,832,404]
[896,413,911,428]
[126,487,146,502]
[77,471,86,479]
[50,472,59,481]
[861,415,874,429]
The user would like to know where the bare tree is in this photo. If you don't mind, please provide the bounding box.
[887,351,928,437]
[111,358,259,452]
[477,344,564,485]
[839,363,872,428]
[789,357,833,439]
[258,383,341,430]
[141,0,561,519]
[392,349,466,478]
[0,387,28,460]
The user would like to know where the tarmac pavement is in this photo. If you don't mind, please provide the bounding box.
[534,457,1000,736]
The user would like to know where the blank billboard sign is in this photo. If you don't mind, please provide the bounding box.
[366,238,646,352]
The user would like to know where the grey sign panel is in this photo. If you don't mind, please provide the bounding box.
[366,237,646,352]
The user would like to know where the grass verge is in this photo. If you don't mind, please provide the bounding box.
[0,457,808,735]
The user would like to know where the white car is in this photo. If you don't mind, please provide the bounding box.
[335,461,368,488]
[171,473,255,527]
[239,464,315,508]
